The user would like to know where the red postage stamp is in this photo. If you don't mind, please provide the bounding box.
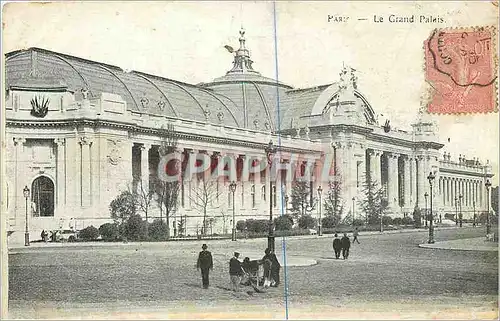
[424,27,498,114]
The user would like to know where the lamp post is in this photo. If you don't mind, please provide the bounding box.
[473,200,476,227]
[458,194,463,227]
[424,192,428,228]
[23,185,30,246]
[229,181,237,241]
[265,140,277,252]
[454,196,458,225]
[485,179,492,235]
[284,194,289,215]
[352,197,356,225]
[317,186,323,236]
[427,172,435,244]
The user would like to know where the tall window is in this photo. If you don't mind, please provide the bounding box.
[31,176,54,217]
[261,185,266,201]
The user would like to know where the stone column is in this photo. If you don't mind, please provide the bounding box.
[387,153,399,209]
[416,156,425,208]
[79,136,92,207]
[54,138,66,208]
[368,150,377,183]
[13,137,26,223]
[403,156,411,208]
[140,143,151,188]
[410,157,416,206]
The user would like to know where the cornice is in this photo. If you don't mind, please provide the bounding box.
[5,118,320,155]
[439,167,493,177]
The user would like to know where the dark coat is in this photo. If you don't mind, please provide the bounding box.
[229,257,243,276]
[340,236,351,249]
[332,238,342,250]
[197,250,213,270]
[263,253,281,270]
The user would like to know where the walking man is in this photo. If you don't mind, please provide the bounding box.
[332,233,342,259]
[352,227,360,244]
[196,244,213,289]
[341,233,351,260]
[229,252,243,292]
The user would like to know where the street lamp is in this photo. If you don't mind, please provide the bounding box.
[458,194,463,228]
[317,186,323,236]
[352,197,356,225]
[424,192,429,228]
[427,172,435,244]
[284,194,289,215]
[485,179,492,235]
[229,181,237,241]
[473,200,476,227]
[23,185,30,246]
[264,140,277,251]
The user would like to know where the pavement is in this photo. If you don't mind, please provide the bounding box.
[419,236,498,251]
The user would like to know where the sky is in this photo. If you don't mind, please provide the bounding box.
[2,1,499,183]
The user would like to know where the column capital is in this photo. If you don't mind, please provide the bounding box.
[54,138,66,146]
[79,136,93,146]
[140,143,152,151]
[13,137,26,145]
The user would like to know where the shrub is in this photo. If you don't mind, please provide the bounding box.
[298,215,316,229]
[322,216,336,228]
[381,215,393,226]
[148,219,168,241]
[274,215,294,231]
[352,218,365,226]
[99,223,120,241]
[109,191,136,223]
[413,207,422,227]
[79,225,99,241]
[392,217,403,225]
[236,220,247,232]
[402,216,414,225]
[246,219,269,233]
[122,214,147,241]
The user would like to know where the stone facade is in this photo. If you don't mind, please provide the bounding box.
[4,30,493,245]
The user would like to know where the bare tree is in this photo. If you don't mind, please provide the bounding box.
[190,178,223,235]
[220,209,230,234]
[290,180,312,219]
[155,122,181,240]
[132,179,155,237]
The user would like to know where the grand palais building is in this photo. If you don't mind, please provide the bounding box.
[4,30,493,244]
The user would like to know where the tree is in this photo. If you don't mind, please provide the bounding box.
[290,181,312,218]
[156,180,180,240]
[412,206,422,228]
[491,186,498,215]
[298,215,316,229]
[357,176,388,225]
[190,178,222,235]
[133,179,155,238]
[109,190,136,224]
[219,209,230,234]
[123,214,147,241]
[323,180,344,227]
[274,214,294,231]
[177,215,186,237]
[149,219,168,240]
[155,123,181,240]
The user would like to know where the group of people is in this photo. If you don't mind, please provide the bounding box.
[196,244,281,292]
[40,230,60,242]
[332,228,360,260]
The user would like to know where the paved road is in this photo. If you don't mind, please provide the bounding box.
[7,227,498,319]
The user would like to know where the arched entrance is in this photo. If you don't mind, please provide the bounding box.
[31,176,54,217]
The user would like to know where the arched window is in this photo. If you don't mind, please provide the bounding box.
[31,176,54,217]
[261,185,266,201]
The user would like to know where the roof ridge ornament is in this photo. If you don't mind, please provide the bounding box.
[224,28,260,75]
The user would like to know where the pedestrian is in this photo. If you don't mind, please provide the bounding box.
[229,252,243,292]
[332,233,342,259]
[196,244,213,289]
[340,233,351,259]
[352,227,360,244]
[262,248,281,287]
